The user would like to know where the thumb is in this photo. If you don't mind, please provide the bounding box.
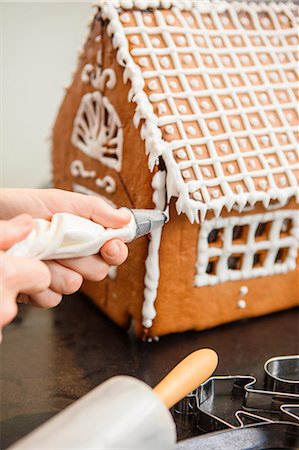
[0,214,34,251]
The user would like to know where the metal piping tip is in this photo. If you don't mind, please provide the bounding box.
[130,209,167,239]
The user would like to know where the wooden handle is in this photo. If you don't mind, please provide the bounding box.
[153,348,218,409]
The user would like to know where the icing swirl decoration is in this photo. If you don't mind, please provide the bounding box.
[72,91,123,172]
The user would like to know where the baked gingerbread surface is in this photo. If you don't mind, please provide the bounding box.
[52,1,299,338]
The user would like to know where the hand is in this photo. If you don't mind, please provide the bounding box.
[0,189,130,331]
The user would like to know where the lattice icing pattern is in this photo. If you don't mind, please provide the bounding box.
[195,209,299,286]
[100,1,299,222]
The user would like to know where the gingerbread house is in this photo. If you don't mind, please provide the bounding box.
[52,0,299,338]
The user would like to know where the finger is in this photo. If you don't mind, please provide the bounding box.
[0,214,33,250]
[44,261,83,295]
[101,239,128,266]
[29,289,63,309]
[41,189,131,228]
[58,255,109,282]
[0,292,18,328]
[1,253,51,295]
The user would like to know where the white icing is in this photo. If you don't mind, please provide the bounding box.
[151,37,160,47]
[201,100,211,110]
[182,170,191,179]
[227,164,235,174]
[158,103,167,114]
[178,104,187,114]
[81,63,116,91]
[239,285,248,296]
[139,57,149,67]
[72,92,123,172]
[183,54,193,65]
[165,125,174,135]
[238,299,247,309]
[70,160,96,179]
[195,210,299,287]
[130,35,140,45]
[176,36,186,46]
[142,171,166,328]
[209,121,219,131]
[148,80,158,91]
[177,149,187,159]
[108,266,118,280]
[160,57,170,68]
[187,126,196,136]
[97,0,299,225]
[95,175,116,194]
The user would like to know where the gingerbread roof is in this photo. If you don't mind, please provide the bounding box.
[98,0,299,223]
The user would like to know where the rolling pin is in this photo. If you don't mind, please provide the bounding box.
[8,349,218,449]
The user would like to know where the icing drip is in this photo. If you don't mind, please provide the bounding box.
[142,170,166,328]
[108,266,118,280]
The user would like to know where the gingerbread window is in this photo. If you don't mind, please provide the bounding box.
[195,210,298,287]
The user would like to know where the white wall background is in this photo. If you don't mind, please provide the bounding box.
[1,1,92,188]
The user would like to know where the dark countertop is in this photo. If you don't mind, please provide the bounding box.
[0,294,298,449]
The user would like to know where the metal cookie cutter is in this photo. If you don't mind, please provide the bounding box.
[174,355,299,448]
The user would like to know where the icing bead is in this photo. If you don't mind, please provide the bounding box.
[190,78,199,88]
[148,80,158,90]
[234,36,242,46]
[232,77,240,86]
[279,176,287,186]
[260,53,268,63]
[196,36,205,46]
[161,56,170,68]
[214,37,223,47]
[268,114,276,124]
[287,72,296,81]
[280,15,289,24]
[166,14,175,25]
[253,36,262,45]
[212,190,220,199]
[176,36,186,46]
[209,121,219,131]
[120,12,130,23]
[259,93,268,104]
[169,80,178,89]
[269,72,279,82]
[182,169,191,179]
[241,96,250,106]
[222,56,231,66]
[204,16,213,26]
[130,35,140,45]
[238,299,247,309]
[227,164,235,174]
[258,179,267,190]
[165,124,175,134]
[250,117,260,127]
[195,147,203,155]
[220,143,228,153]
[222,16,230,26]
[186,16,195,25]
[271,36,280,45]
[267,157,276,166]
[158,103,167,114]
[249,159,257,169]
[205,56,214,66]
[281,134,288,143]
[240,16,250,26]
[139,57,149,67]
[224,98,234,108]
[240,286,248,296]
[287,112,294,122]
[143,15,152,24]
[240,55,250,65]
[183,54,193,65]
[240,139,247,149]
[178,104,187,114]
[203,167,211,177]
[261,136,270,146]
[187,126,196,135]
[151,37,160,47]
[213,78,222,88]
[177,149,187,158]
[193,191,202,201]
[261,17,271,27]
[288,152,295,162]
[250,74,259,84]
[231,119,241,129]
[236,184,244,193]
[201,100,210,111]
[290,36,298,45]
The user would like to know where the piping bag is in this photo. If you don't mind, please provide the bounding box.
[6,209,167,260]
[8,349,218,449]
